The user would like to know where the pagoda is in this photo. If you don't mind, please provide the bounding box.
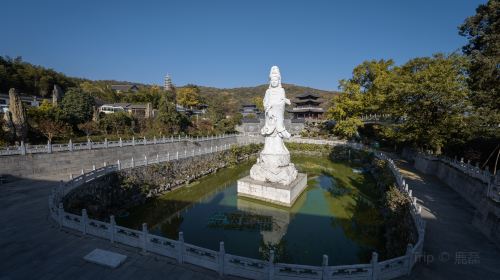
[289,93,324,120]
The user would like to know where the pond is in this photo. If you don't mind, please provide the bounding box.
[117,153,385,266]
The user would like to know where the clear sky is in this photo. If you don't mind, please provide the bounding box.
[0,0,485,90]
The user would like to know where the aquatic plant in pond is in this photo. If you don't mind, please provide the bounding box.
[118,154,385,265]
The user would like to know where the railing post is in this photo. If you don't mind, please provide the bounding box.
[69,173,73,180]
[87,138,92,150]
[92,165,96,171]
[144,155,148,166]
[167,153,170,161]
[406,244,414,275]
[68,139,73,152]
[47,140,52,153]
[109,215,116,243]
[192,149,195,157]
[156,154,159,163]
[219,241,225,276]
[153,136,157,145]
[58,202,64,228]
[20,141,26,155]
[103,161,107,167]
[176,151,179,160]
[143,136,147,145]
[142,223,148,253]
[119,137,123,147]
[371,252,378,280]
[268,250,275,280]
[131,157,135,168]
[177,232,184,264]
[322,255,329,280]
[184,150,187,157]
[132,136,135,146]
[117,160,121,171]
[105,138,108,148]
[81,209,88,235]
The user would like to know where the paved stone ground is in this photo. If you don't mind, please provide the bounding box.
[395,159,500,280]
[0,175,241,280]
[1,158,499,280]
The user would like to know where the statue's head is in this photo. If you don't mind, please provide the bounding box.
[269,66,281,88]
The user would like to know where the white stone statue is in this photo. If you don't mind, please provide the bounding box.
[250,66,298,185]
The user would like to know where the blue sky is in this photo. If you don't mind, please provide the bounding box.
[0,0,484,90]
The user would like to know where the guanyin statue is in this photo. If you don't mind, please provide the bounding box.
[249,66,298,185]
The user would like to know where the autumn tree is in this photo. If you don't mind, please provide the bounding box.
[177,86,200,109]
[38,119,70,142]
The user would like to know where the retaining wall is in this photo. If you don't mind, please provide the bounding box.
[0,136,237,179]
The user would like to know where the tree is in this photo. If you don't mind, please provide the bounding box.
[177,86,200,109]
[38,119,70,142]
[388,54,470,153]
[156,93,181,134]
[98,112,133,136]
[78,121,99,137]
[252,96,264,111]
[459,0,500,129]
[332,117,364,139]
[60,88,95,126]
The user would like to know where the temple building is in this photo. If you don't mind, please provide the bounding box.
[289,93,324,120]
[240,104,261,118]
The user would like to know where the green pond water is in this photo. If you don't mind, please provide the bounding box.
[118,154,385,266]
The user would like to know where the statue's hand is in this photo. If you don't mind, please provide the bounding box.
[285,98,291,105]
[278,130,291,139]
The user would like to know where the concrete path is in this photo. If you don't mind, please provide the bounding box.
[395,159,500,280]
[0,175,240,280]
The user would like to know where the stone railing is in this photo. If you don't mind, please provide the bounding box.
[418,153,499,203]
[0,133,237,156]
[48,138,425,280]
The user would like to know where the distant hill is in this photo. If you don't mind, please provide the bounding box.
[195,84,339,108]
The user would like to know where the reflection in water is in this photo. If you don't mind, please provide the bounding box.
[118,155,384,266]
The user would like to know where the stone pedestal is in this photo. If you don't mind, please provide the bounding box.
[237,173,307,207]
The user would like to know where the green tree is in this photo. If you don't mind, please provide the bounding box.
[98,112,133,136]
[459,0,500,129]
[60,88,95,126]
[388,54,470,153]
[156,93,181,134]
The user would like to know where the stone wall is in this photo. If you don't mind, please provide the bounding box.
[414,155,500,248]
[63,146,261,219]
[0,137,236,179]
[235,119,304,135]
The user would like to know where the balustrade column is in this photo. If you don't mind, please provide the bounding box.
[109,215,116,243]
[218,242,225,276]
[142,223,148,253]
[58,203,64,228]
[68,139,73,152]
[406,244,414,275]
[177,232,184,264]
[371,252,379,280]
[81,209,88,235]
[322,255,329,280]
[47,140,52,154]
[20,141,26,155]
[105,138,108,148]
[117,160,121,170]
[268,250,275,280]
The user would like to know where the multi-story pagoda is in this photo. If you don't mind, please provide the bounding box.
[289,93,324,120]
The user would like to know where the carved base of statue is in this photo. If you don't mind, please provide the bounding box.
[249,132,298,185]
